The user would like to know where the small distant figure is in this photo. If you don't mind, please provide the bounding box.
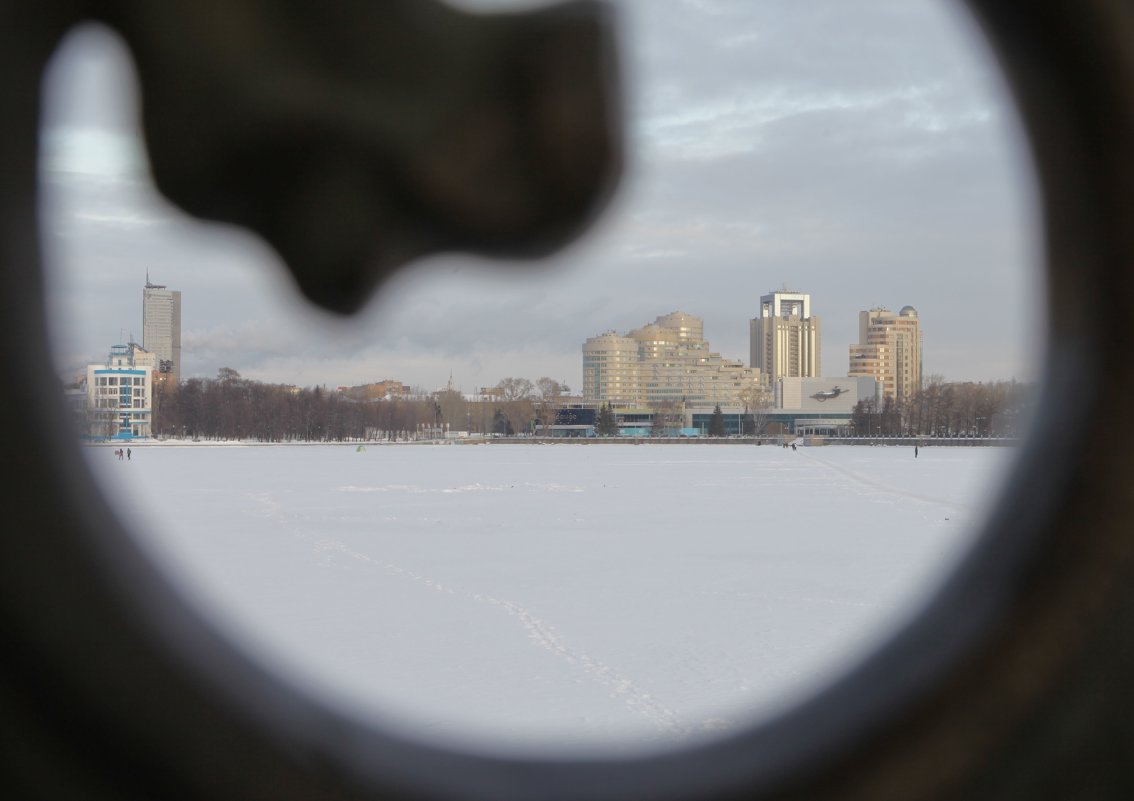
[127,448,132,460]
[114,448,123,460]
[791,442,797,452]
[915,446,919,458]
[356,444,365,452]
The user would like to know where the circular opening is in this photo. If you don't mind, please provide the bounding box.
[33,1,1061,794]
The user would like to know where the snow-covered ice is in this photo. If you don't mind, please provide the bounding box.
[92,442,1015,756]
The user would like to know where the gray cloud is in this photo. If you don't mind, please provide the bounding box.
[41,2,1042,391]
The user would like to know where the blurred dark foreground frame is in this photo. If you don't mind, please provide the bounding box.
[2,1,1133,799]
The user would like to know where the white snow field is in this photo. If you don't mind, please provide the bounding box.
[93,442,1015,757]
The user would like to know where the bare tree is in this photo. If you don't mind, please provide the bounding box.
[852,397,880,437]
[535,377,570,435]
[490,377,536,435]
[651,400,681,437]
[501,399,536,436]
[738,383,772,436]
[495,377,535,401]
[536,377,569,403]
[433,387,466,432]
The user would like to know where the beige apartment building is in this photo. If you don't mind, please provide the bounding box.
[848,306,923,402]
[339,379,412,401]
[749,290,821,384]
[583,311,763,409]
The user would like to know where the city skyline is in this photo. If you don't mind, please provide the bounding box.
[41,1,1042,394]
[78,280,924,402]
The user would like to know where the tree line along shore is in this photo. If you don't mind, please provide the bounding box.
[96,369,1030,444]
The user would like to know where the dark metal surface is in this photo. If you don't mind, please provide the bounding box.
[2,0,1133,799]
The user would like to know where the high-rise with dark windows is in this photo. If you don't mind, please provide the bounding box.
[142,278,181,385]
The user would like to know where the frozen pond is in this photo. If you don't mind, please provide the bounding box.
[94,441,1014,756]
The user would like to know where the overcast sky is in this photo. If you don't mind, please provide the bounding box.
[40,0,1042,394]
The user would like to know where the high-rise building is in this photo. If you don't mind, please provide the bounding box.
[583,311,763,409]
[749,289,821,383]
[848,306,923,402]
[582,331,641,405]
[142,278,181,385]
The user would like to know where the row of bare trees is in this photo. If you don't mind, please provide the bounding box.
[143,370,1030,442]
[152,369,420,441]
[851,377,1033,438]
[149,370,573,441]
[476,377,572,435]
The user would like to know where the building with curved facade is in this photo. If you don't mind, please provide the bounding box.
[582,331,642,405]
[583,312,763,410]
